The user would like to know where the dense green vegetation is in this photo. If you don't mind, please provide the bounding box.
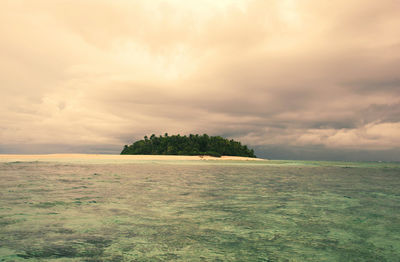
[121,134,256,157]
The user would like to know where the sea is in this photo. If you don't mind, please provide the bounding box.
[0,158,399,261]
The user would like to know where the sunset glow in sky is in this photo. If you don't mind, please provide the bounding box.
[1,0,400,160]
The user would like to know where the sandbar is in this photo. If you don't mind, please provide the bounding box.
[0,154,266,162]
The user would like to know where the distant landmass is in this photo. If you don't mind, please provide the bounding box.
[121,134,256,158]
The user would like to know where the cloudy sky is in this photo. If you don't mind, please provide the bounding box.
[1,0,400,160]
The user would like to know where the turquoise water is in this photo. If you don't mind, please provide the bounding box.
[0,160,399,261]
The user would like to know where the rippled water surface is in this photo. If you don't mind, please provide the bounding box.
[0,160,399,261]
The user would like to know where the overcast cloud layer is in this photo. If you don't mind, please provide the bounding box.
[1,0,400,160]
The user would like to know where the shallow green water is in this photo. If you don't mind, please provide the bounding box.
[0,160,399,261]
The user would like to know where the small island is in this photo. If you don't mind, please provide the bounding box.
[121,134,256,158]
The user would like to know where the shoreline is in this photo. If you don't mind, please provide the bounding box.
[0,154,266,162]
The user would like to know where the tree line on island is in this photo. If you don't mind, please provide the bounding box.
[121,134,256,158]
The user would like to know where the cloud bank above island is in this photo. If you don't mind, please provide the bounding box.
[1,0,400,160]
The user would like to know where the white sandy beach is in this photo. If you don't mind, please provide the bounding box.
[0,154,265,162]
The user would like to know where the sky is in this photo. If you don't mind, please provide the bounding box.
[1,0,400,161]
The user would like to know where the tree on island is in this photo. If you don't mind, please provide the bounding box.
[121,134,256,158]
